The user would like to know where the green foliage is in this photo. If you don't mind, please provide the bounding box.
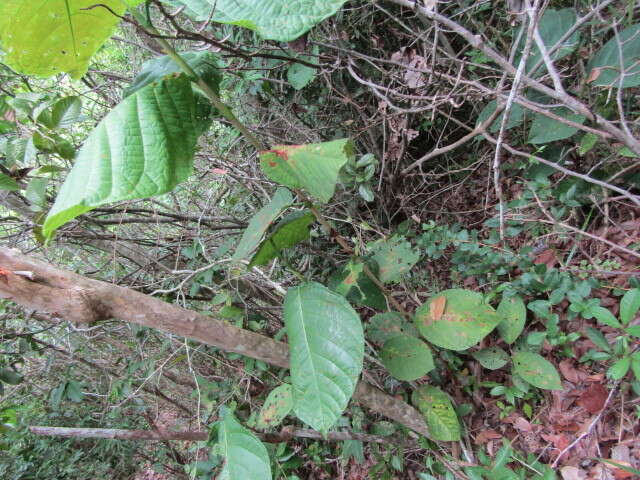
[232,187,294,262]
[587,24,640,88]
[415,289,501,351]
[367,312,419,344]
[412,386,461,441]
[287,46,319,90]
[256,384,294,429]
[0,0,143,79]
[250,211,314,267]
[511,352,562,390]
[284,282,364,434]
[471,347,510,370]
[0,173,19,192]
[379,335,434,381]
[620,288,640,325]
[213,409,272,480]
[42,74,210,239]
[371,235,420,284]
[328,259,386,309]
[527,108,585,144]
[497,295,527,344]
[166,0,349,41]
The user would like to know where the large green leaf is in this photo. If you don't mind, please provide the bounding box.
[260,139,354,203]
[215,410,271,480]
[256,384,294,430]
[284,282,364,434]
[515,8,580,77]
[0,173,19,192]
[328,259,386,310]
[512,352,562,390]
[587,24,640,88]
[412,386,461,441]
[380,335,435,381]
[620,288,640,325]
[164,0,348,41]
[0,0,143,79]
[497,295,526,344]
[415,289,502,351]
[371,235,420,284]
[42,74,205,240]
[124,51,221,98]
[527,108,585,144]
[231,188,293,263]
[249,211,314,267]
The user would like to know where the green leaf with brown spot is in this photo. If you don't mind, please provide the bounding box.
[497,295,527,344]
[380,335,435,381]
[512,352,562,390]
[256,384,294,429]
[412,385,461,441]
[371,235,419,284]
[260,139,354,203]
[367,312,419,344]
[415,289,501,351]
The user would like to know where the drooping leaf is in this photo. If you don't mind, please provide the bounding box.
[497,295,526,344]
[371,235,420,284]
[25,177,49,212]
[0,173,20,192]
[124,51,221,98]
[0,0,144,79]
[256,384,294,430]
[527,108,585,144]
[367,312,419,344]
[515,8,580,77]
[380,335,435,381]
[0,368,23,385]
[512,352,562,390]
[591,306,622,329]
[42,74,206,240]
[38,96,83,130]
[284,282,364,434]
[231,188,293,263]
[249,211,314,267]
[5,137,37,167]
[415,289,502,351]
[260,139,354,203]
[587,24,640,88]
[328,259,386,310]
[412,385,461,441]
[471,347,510,370]
[620,288,640,325]
[216,410,271,480]
[164,0,349,41]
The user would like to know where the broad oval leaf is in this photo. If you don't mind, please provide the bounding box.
[256,384,294,430]
[371,235,420,284]
[607,357,631,380]
[249,211,314,267]
[231,188,293,262]
[620,288,640,325]
[587,24,640,88]
[216,410,271,480]
[42,74,206,240]
[512,352,562,390]
[497,295,526,344]
[367,312,419,344]
[412,385,461,441]
[284,282,364,434]
[165,0,349,41]
[380,335,435,381]
[0,0,143,79]
[471,347,510,370]
[260,139,354,203]
[124,51,221,98]
[415,289,502,351]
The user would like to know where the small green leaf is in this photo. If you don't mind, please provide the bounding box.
[284,282,364,434]
[216,410,271,480]
[497,295,526,344]
[371,235,420,284]
[0,173,19,192]
[591,306,622,329]
[287,47,318,90]
[49,96,82,129]
[232,188,293,262]
[527,109,585,144]
[512,352,562,390]
[620,288,640,325]
[380,335,435,381]
[578,133,598,156]
[587,24,640,88]
[607,357,631,380]
[0,368,23,385]
[0,0,144,79]
[328,259,386,310]
[43,74,205,240]
[260,139,354,203]
[415,289,502,351]
[256,384,294,429]
[626,325,640,338]
[25,177,49,212]
[64,380,84,403]
[471,347,510,370]
[585,327,612,352]
[249,211,314,267]
[367,312,419,344]
[475,100,526,133]
[412,385,461,441]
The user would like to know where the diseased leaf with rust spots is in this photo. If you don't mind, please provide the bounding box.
[415,289,501,351]
[412,385,461,441]
[256,384,294,429]
[497,295,527,344]
[380,335,434,381]
[371,235,419,284]
[430,296,446,321]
